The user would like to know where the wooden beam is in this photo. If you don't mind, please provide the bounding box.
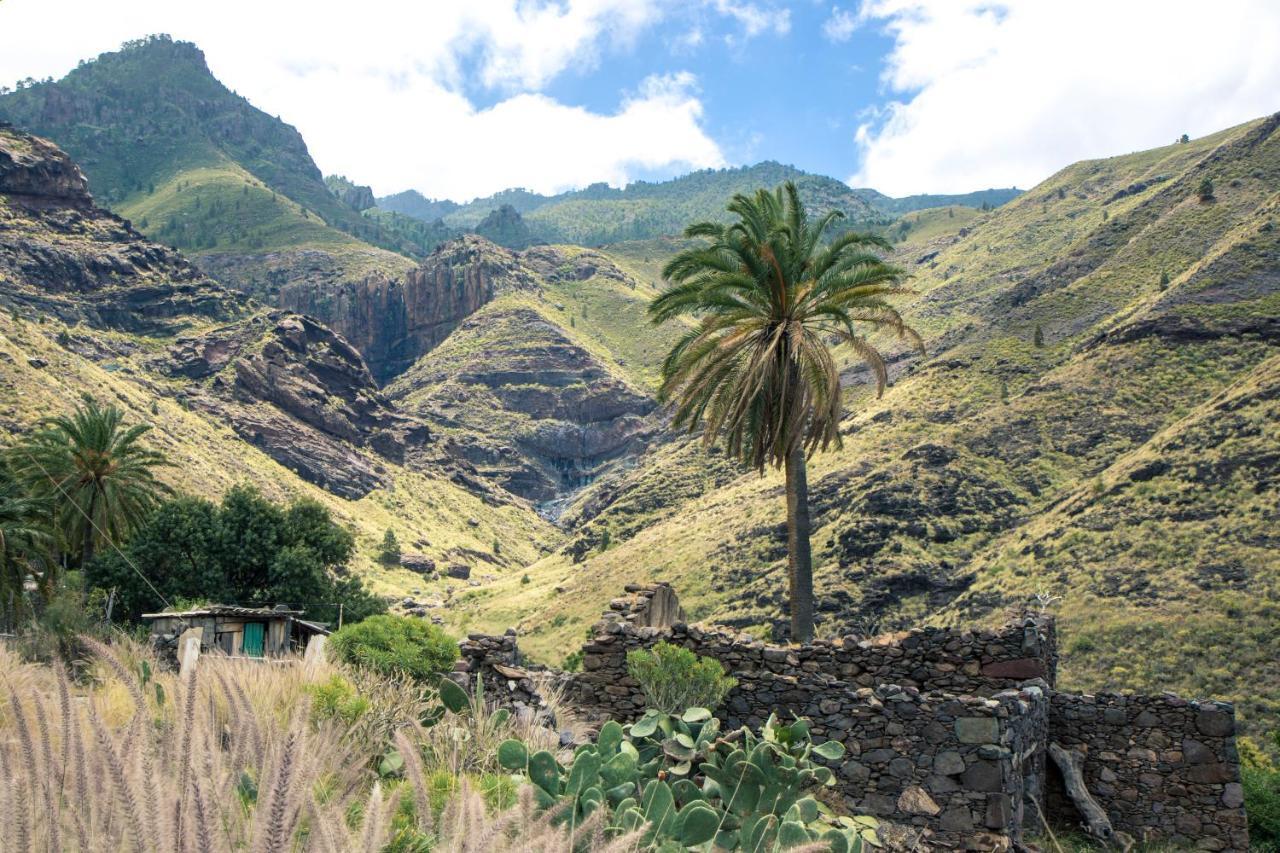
[1048,742,1116,845]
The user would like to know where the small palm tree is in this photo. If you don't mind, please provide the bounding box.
[0,474,53,629]
[649,183,921,642]
[7,397,172,566]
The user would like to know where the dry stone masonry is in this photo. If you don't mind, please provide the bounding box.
[456,583,1247,850]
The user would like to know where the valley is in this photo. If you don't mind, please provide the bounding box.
[1,33,1277,745]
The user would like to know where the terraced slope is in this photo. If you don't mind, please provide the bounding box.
[449,116,1280,730]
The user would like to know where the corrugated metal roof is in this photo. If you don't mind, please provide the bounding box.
[141,605,304,620]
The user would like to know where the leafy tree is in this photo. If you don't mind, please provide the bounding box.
[649,182,920,641]
[7,397,171,566]
[87,485,384,625]
[329,615,457,683]
[379,528,401,565]
[1179,133,1190,144]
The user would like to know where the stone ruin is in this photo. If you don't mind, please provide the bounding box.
[455,583,1248,850]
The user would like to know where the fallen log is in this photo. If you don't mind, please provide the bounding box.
[1048,742,1116,845]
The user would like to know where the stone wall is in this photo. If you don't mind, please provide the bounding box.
[1047,692,1248,850]
[570,583,1056,724]
[820,682,1048,849]
[454,583,1247,850]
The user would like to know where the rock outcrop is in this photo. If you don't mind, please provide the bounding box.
[388,302,656,504]
[0,124,238,332]
[279,236,535,383]
[164,312,430,499]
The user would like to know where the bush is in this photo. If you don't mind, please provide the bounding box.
[1198,176,1215,202]
[306,674,371,727]
[626,641,737,714]
[1243,732,1280,850]
[330,615,458,683]
[379,528,401,565]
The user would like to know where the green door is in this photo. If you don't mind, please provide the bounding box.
[242,622,265,658]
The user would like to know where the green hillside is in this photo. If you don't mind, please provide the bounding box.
[0,35,415,294]
[444,115,1280,734]
[380,164,1022,247]
[0,124,558,604]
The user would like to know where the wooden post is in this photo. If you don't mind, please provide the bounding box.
[303,635,328,678]
[179,634,201,678]
[337,602,344,631]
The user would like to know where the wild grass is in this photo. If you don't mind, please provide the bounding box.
[0,637,636,852]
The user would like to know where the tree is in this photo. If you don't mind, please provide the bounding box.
[649,182,921,642]
[379,528,401,565]
[1034,324,1045,347]
[0,470,53,630]
[7,397,171,566]
[1198,177,1215,202]
[87,486,384,625]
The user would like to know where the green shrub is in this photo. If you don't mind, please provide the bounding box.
[329,615,458,683]
[379,528,401,565]
[306,674,370,727]
[1243,732,1280,850]
[626,641,737,714]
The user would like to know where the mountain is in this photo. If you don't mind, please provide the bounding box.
[440,115,1280,734]
[379,164,1023,246]
[377,189,461,222]
[0,124,556,594]
[854,186,1023,215]
[380,163,886,246]
[0,35,417,297]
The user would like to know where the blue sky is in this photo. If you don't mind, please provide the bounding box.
[1,1,1278,201]
[465,3,896,184]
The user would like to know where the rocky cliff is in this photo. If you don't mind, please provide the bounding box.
[0,123,238,332]
[279,236,535,383]
[388,299,657,503]
[163,312,433,499]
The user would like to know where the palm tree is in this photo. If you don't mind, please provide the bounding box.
[0,474,52,630]
[649,183,921,642]
[7,397,172,566]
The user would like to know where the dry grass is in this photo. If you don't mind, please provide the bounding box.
[0,637,639,852]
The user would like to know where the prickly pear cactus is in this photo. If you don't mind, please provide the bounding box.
[497,708,880,851]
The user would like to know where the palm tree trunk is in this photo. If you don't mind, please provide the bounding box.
[81,489,97,567]
[784,444,815,643]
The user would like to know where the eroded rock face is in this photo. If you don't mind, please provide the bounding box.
[520,245,630,285]
[279,236,535,383]
[0,125,238,331]
[0,124,91,202]
[164,312,430,499]
[389,304,656,504]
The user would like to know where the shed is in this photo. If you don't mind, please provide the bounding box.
[142,604,329,657]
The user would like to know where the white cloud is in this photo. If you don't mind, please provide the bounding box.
[708,0,791,38]
[850,0,1280,195]
[822,6,859,43]
[0,0,745,199]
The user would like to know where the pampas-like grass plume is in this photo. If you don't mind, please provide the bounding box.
[0,637,646,852]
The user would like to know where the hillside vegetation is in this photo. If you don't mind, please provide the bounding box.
[443,116,1280,733]
[382,164,1021,247]
[0,35,416,294]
